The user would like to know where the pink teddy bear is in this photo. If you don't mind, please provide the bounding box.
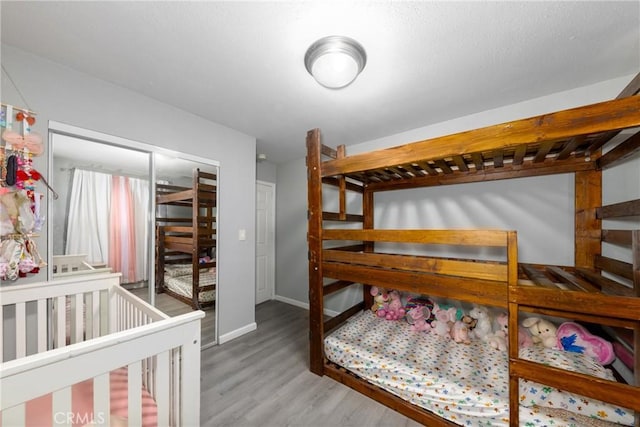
[431,303,457,339]
[384,290,406,321]
[407,306,431,332]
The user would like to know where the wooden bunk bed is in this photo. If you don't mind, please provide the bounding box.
[307,74,640,426]
[156,168,217,310]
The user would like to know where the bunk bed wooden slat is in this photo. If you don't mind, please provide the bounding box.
[156,189,194,204]
[545,266,601,293]
[509,286,640,320]
[323,262,509,308]
[323,250,508,282]
[598,130,640,169]
[510,359,640,412]
[323,228,511,247]
[597,199,640,218]
[322,212,364,222]
[595,254,634,280]
[367,156,596,192]
[575,267,635,297]
[323,280,355,296]
[602,229,633,246]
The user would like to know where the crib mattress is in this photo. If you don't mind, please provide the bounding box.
[164,269,216,302]
[324,310,634,427]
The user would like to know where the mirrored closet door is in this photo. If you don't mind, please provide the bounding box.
[50,124,218,347]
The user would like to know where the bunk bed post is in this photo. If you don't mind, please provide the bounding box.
[156,226,166,294]
[633,229,640,427]
[362,186,374,310]
[192,168,201,310]
[575,169,602,269]
[506,230,519,427]
[307,128,325,375]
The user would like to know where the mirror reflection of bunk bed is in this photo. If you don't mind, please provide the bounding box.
[156,168,217,310]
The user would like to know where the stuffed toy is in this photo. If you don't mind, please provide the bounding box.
[518,326,534,348]
[556,322,615,365]
[461,314,477,334]
[407,305,431,332]
[522,317,558,349]
[469,305,493,341]
[384,290,406,320]
[451,319,471,344]
[486,312,508,351]
[370,286,390,318]
[431,302,456,339]
[404,296,435,324]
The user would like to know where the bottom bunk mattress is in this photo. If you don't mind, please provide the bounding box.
[163,265,216,302]
[324,310,634,427]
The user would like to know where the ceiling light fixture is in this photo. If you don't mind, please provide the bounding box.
[304,35,367,89]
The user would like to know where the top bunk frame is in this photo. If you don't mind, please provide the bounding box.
[306,75,640,426]
[156,168,217,309]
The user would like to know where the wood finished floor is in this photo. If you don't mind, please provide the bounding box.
[200,300,421,427]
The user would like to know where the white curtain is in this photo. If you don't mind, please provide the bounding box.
[65,170,111,264]
[129,176,150,282]
[65,169,149,284]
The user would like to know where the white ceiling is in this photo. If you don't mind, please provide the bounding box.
[1,1,639,164]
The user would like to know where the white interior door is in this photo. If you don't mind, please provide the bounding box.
[256,181,275,304]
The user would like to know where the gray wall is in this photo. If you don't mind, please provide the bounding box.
[275,74,640,312]
[257,160,277,183]
[1,45,257,340]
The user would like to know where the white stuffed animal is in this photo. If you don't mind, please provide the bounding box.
[469,305,493,342]
[522,317,557,349]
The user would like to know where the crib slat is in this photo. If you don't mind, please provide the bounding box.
[55,295,65,348]
[52,386,72,426]
[94,372,110,426]
[15,302,26,358]
[156,350,170,427]
[74,293,83,343]
[92,290,100,338]
[181,331,201,426]
[1,404,25,426]
[37,299,47,352]
[128,361,143,426]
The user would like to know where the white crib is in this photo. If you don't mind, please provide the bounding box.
[52,254,112,279]
[0,272,204,426]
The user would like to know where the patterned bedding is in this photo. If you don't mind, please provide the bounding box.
[164,268,216,302]
[324,310,634,427]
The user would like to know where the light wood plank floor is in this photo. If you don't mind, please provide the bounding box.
[200,300,421,427]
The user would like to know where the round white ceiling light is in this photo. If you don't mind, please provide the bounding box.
[304,36,367,89]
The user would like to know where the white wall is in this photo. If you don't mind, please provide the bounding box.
[1,45,257,340]
[276,74,640,312]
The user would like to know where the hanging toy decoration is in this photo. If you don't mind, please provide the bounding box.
[1,103,52,281]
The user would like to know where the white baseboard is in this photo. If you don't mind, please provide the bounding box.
[218,322,257,344]
[273,295,339,317]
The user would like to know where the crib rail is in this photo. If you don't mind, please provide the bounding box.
[0,272,204,426]
[0,311,204,426]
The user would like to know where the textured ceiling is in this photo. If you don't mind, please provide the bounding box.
[1,1,639,164]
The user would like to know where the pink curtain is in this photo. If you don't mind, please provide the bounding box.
[109,176,137,283]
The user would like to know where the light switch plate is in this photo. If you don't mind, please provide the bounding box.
[238,229,246,241]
